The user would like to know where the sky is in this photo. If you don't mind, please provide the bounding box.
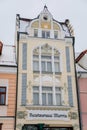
[0,0,87,52]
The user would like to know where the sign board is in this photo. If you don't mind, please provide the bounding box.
[27,110,69,121]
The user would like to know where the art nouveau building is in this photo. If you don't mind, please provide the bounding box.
[15,6,80,130]
[0,42,17,130]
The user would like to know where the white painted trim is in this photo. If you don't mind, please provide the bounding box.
[0,67,17,74]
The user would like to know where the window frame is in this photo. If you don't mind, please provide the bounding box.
[33,86,39,105]
[42,86,53,106]
[54,31,58,39]
[41,55,52,72]
[33,86,62,106]
[55,87,62,105]
[34,29,38,37]
[33,55,39,72]
[33,45,61,73]
[42,30,50,38]
[0,87,6,105]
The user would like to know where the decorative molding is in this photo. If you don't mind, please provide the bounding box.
[0,66,17,74]
[73,124,79,130]
[68,112,78,120]
[17,111,27,119]
[16,123,22,130]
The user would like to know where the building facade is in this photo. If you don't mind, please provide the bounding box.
[0,42,17,130]
[76,50,87,130]
[15,6,80,130]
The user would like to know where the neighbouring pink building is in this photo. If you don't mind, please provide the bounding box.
[76,50,87,130]
[0,41,17,130]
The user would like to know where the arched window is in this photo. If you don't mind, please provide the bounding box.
[33,44,61,73]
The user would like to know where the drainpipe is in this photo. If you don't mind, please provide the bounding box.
[72,37,82,130]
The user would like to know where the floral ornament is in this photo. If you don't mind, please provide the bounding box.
[17,111,27,119]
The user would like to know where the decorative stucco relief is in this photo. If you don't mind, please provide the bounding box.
[68,112,78,120]
[17,111,27,119]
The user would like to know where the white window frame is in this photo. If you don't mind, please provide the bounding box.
[42,30,50,38]
[32,86,62,106]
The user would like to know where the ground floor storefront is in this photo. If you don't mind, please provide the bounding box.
[22,124,73,130]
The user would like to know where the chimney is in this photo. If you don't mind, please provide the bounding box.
[0,41,3,55]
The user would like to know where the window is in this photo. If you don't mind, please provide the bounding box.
[41,56,52,72]
[33,86,62,106]
[42,86,53,105]
[34,29,38,37]
[42,31,50,38]
[22,43,27,70]
[33,55,39,71]
[54,31,58,39]
[33,86,39,105]
[0,124,2,130]
[33,44,61,73]
[0,87,6,105]
[55,87,61,105]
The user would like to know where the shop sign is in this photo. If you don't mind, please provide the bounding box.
[27,110,69,121]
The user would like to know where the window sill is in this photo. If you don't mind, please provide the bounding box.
[55,72,62,75]
[0,104,8,106]
[42,71,53,74]
[33,71,40,73]
[25,105,71,110]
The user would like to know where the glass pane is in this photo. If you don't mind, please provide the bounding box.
[0,88,6,92]
[34,29,38,37]
[33,61,39,71]
[0,94,5,104]
[47,62,52,72]
[42,31,45,38]
[54,62,60,72]
[48,93,53,105]
[42,93,46,105]
[33,93,39,105]
[41,56,51,60]
[22,125,38,130]
[42,87,52,91]
[55,87,61,92]
[54,56,59,60]
[54,31,58,39]
[46,31,50,38]
[33,86,39,91]
[41,61,46,71]
[33,55,39,59]
[56,94,61,105]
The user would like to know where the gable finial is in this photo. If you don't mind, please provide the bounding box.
[44,4,47,9]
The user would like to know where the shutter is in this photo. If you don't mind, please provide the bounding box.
[22,43,27,70]
[66,47,71,72]
[67,76,73,106]
[21,73,27,105]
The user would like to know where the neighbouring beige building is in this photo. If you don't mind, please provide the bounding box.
[15,6,80,130]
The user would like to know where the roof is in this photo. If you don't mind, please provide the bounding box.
[0,44,16,66]
[75,50,87,71]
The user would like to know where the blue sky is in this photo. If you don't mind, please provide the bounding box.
[0,0,87,52]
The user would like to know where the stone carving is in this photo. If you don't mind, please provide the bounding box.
[68,112,78,119]
[17,111,27,119]
[54,48,60,55]
[16,124,22,130]
[41,43,52,54]
[73,124,79,130]
[33,47,39,54]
